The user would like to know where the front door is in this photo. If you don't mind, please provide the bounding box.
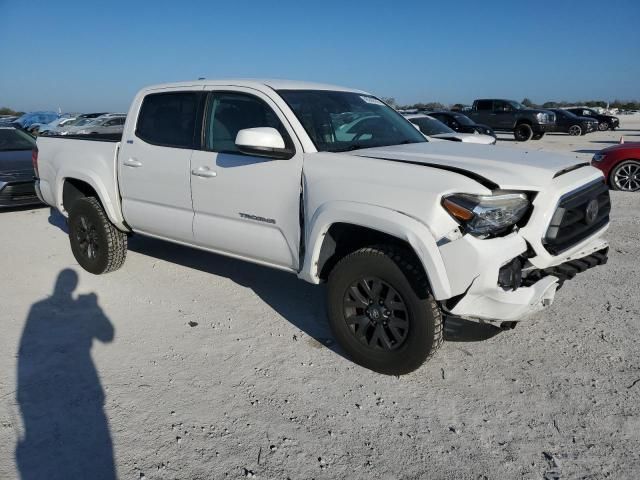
[118,88,202,242]
[190,88,303,270]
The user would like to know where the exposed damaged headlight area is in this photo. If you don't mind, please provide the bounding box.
[441,192,532,238]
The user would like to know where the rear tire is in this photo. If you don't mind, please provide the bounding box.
[514,124,533,141]
[568,125,582,136]
[68,197,127,274]
[326,246,443,375]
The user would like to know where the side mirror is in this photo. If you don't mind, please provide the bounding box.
[235,127,294,160]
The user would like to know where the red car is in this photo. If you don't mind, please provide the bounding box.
[591,142,640,192]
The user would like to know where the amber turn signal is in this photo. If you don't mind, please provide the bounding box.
[442,198,474,221]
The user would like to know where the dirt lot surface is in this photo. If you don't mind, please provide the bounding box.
[1,116,639,479]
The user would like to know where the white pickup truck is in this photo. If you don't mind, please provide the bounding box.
[34,79,610,374]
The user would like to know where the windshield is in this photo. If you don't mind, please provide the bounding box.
[277,90,426,152]
[508,101,525,110]
[453,114,475,126]
[0,128,36,151]
[409,116,455,136]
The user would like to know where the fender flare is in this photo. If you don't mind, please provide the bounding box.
[55,170,128,231]
[299,201,452,300]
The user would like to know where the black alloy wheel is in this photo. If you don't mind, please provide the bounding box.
[68,197,128,274]
[73,214,100,261]
[327,246,443,375]
[343,277,409,351]
[514,124,533,141]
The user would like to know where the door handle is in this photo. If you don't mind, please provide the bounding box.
[191,167,217,178]
[123,158,142,168]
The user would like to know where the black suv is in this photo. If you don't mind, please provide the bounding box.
[566,108,619,131]
[467,99,556,141]
[549,109,598,136]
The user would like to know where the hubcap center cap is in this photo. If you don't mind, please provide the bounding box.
[366,305,389,323]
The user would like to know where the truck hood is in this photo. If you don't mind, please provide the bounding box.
[347,142,588,190]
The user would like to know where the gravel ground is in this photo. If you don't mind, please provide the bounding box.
[1,117,639,479]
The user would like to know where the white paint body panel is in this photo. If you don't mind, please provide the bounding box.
[35,79,610,323]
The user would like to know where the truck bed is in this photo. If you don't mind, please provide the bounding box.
[36,135,124,226]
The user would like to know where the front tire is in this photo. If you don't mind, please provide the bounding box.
[326,246,443,375]
[610,160,640,192]
[514,124,533,141]
[68,197,127,274]
[598,121,609,131]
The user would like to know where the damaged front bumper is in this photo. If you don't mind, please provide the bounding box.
[439,232,609,322]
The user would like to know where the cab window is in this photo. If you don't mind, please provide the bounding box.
[204,92,292,154]
[136,92,199,149]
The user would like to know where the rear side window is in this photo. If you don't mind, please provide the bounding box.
[475,100,492,111]
[204,92,291,154]
[136,92,199,148]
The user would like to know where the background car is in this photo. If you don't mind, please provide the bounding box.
[0,116,19,126]
[76,112,109,119]
[404,114,496,144]
[30,116,76,135]
[567,107,619,131]
[592,142,640,192]
[12,112,59,131]
[549,109,598,136]
[426,111,496,138]
[74,115,126,136]
[58,117,105,135]
[0,127,40,207]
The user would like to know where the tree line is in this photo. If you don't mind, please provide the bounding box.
[0,107,25,116]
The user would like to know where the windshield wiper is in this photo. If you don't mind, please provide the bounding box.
[333,144,368,152]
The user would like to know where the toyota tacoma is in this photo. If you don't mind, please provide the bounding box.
[34,80,610,374]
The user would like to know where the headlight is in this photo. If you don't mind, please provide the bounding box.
[536,112,552,124]
[592,153,606,162]
[442,192,530,237]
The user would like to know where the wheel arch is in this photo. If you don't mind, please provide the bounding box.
[57,173,128,231]
[299,201,452,300]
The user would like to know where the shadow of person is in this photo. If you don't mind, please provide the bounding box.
[16,269,116,480]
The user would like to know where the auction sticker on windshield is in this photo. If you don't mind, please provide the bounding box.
[360,96,385,106]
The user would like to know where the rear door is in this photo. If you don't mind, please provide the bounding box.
[472,100,494,126]
[189,87,304,270]
[492,100,514,129]
[118,88,203,242]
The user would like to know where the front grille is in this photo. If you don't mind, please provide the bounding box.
[543,180,610,254]
[0,181,37,202]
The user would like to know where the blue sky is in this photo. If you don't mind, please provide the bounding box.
[1,0,639,112]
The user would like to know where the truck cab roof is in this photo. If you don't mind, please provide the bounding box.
[141,78,366,94]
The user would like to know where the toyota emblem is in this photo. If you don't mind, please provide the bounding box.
[585,199,599,225]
